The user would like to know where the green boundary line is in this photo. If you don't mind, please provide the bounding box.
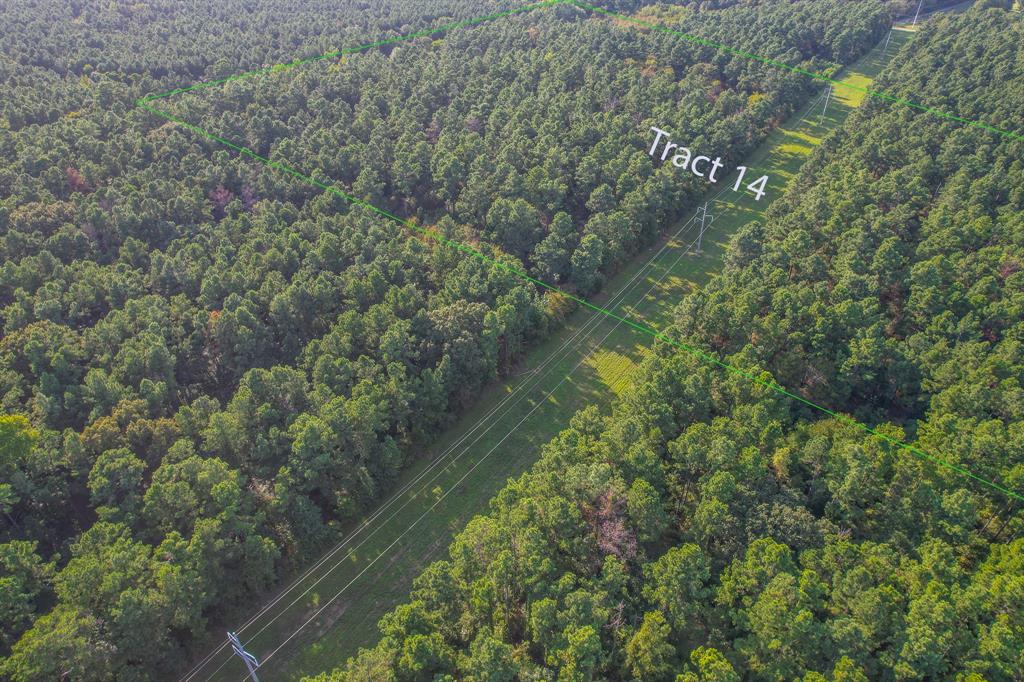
[137,0,1024,142]
[139,0,562,103]
[136,1,1024,503]
[567,0,1023,141]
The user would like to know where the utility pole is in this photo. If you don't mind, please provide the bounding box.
[912,0,925,27]
[227,631,260,682]
[694,202,714,254]
[882,28,893,53]
[819,85,832,126]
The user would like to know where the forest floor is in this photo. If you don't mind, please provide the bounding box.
[185,30,910,682]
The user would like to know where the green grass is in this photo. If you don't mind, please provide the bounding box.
[184,32,907,682]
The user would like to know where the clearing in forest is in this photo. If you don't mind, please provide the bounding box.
[175,24,909,682]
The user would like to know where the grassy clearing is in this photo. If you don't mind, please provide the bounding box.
[189,31,907,682]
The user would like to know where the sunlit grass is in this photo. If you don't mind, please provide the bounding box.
[239,32,908,682]
[587,349,637,395]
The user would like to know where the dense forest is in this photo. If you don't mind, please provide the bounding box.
[320,2,1024,681]
[0,0,899,679]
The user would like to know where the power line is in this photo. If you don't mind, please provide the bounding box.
[138,0,1024,142]
[143,4,1024,675]
[223,186,730,680]
[912,0,926,27]
[137,102,1024,505]
[818,84,833,126]
[226,633,259,682]
[232,188,738,678]
[692,202,715,254]
[248,195,721,680]
[563,0,1023,142]
[589,194,734,395]
[187,200,711,682]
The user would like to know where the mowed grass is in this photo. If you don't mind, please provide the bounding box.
[191,33,906,682]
